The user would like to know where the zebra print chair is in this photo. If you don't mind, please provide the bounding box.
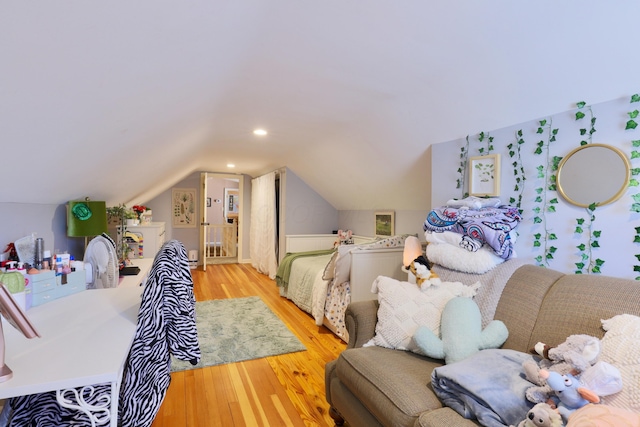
[6,240,201,427]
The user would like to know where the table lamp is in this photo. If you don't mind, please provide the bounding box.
[67,199,108,249]
[402,236,423,284]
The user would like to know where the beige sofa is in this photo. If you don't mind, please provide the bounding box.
[325,262,640,427]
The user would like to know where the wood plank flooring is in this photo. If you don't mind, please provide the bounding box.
[150,263,347,427]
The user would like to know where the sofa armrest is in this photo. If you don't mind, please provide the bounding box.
[416,407,480,427]
[345,300,379,348]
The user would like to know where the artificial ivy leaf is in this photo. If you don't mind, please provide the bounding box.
[533,207,541,214]
[592,266,601,274]
[534,216,542,224]
[632,94,640,103]
[546,253,554,260]
[575,270,583,275]
[589,127,597,134]
[577,218,585,225]
[632,203,640,213]
[632,151,640,159]
[626,120,638,130]
[535,147,542,155]
[488,145,494,152]
[549,246,557,253]
[534,233,542,239]
[518,129,523,137]
[634,265,640,272]
[593,230,601,238]
[552,128,559,135]
[577,243,586,251]
[576,111,586,120]
[550,198,558,204]
[633,140,640,147]
[535,255,543,263]
[533,241,541,247]
[629,179,640,187]
[595,259,605,266]
[632,168,640,176]
[507,143,513,149]
[537,128,543,135]
[535,196,542,203]
[536,187,543,194]
[550,136,556,142]
[576,101,586,109]
[575,226,583,234]
[549,233,558,240]
[630,110,640,119]
[509,197,516,204]
[580,140,588,146]
[582,253,589,261]
[540,119,547,126]
[478,147,485,154]
[634,235,640,243]
[592,241,600,248]
[547,206,556,212]
[635,254,640,261]
[579,128,587,135]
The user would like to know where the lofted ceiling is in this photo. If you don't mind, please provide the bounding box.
[2,2,639,211]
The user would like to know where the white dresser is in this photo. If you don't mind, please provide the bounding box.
[109,222,166,259]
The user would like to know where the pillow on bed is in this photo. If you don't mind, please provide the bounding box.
[359,234,414,249]
[364,275,480,355]
[322,251,338,281]
[599,314,640,412]
[426,242,504,274]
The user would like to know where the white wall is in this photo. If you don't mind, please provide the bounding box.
[431,94,640,278]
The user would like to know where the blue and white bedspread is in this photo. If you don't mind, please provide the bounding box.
[423,205,521,259]
[431,349,535,427]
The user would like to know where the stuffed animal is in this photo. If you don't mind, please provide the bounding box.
[408,255,441,288]
[510,402,564,427]
[333,229,354,248]
[523,334,601,404]
[414,297,508,364]
[540,369,600,423]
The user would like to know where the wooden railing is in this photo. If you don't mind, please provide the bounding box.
[206,222,238,258]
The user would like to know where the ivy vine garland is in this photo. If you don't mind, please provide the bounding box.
[574,203,604,274]
[532,119,559,266]
[507,129,526,214]
[456,135,470,198]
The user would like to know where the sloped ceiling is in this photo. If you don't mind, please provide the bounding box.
[2,2,638,210]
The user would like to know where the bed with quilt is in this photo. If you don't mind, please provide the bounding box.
[275,234,409,341]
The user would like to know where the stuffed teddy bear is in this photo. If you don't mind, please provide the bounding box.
[333,229,354,248]
[510,402,564,427]
[523,334,601,404]
[540,369,600,423]
[414,297,508,364]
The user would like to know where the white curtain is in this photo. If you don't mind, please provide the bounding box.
[250,171,278,278]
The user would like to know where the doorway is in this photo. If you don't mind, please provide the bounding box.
[200,172,242,269]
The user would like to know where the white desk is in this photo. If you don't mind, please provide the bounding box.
[0,258,153,426]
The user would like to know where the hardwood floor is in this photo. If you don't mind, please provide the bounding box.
[150,263,347,427]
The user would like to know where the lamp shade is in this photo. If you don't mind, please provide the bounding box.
[67,200,108,237]
[402,236,423,267]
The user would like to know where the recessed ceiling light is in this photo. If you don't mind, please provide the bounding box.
[227,163,235,168]
[253,129,267,136]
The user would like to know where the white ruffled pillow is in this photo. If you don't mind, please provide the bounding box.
[599,314,640,411]
[364,275,480,355]
[426,242,504,274]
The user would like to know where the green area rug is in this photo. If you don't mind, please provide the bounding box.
[171,296,306,372]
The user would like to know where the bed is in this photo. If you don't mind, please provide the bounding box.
[276,234,408,341]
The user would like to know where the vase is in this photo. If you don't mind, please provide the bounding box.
[126,219,139,226]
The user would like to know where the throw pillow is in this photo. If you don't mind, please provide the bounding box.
[599,314,640,412]
[364,275,480,354]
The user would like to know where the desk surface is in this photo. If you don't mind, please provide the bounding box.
[0,258,153,399]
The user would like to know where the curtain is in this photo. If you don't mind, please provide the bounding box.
[250,171,278,278]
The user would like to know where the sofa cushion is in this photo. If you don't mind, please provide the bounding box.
[335,346,443,426]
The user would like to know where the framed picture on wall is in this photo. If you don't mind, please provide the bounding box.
[172,188,197,228]
[469,154,501,197]
[374,211,395,237]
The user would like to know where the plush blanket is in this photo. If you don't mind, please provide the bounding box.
[275,249,335,288]
[431,349,535,427]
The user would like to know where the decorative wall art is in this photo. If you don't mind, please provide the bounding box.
[172,188,197,228]
[375,211,395,237]
[469,154,501,197]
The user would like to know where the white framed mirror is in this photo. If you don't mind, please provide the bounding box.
[556,143,630,207]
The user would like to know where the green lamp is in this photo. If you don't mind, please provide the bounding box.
[67,199,108,247]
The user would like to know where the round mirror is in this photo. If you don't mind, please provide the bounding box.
[556,143,630,207]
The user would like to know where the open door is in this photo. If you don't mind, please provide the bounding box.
[200,172,209,271]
